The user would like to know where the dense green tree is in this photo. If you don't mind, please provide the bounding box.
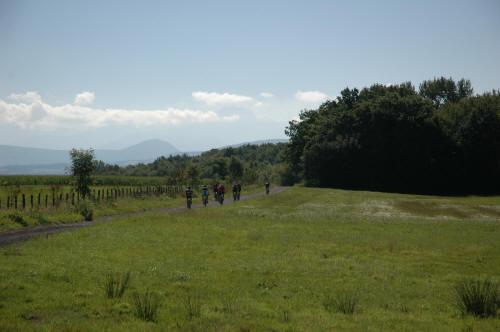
[285,78,500,194]
[69,148,95,198]
[228,157,244,180]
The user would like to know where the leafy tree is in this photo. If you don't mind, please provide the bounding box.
[284,78,500,194]
[228,157,244,180]
[69,148,95,198]
[186,163,200,186]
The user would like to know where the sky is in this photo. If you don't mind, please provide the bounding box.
[1,0,499,151]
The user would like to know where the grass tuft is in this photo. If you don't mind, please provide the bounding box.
[454,278,498,318]
[105,271,131,299]
[181,289,202,320]
[132,291,160,322]
[323,291,358,315]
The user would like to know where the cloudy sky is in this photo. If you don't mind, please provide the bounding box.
[1,0,499,151]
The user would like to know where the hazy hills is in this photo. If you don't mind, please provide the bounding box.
[0,138,287,175]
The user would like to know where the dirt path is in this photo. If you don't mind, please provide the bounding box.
[0,186,288,246]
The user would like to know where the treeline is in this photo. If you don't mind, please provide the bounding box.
[284,77,500,194]
[94,143,287,185]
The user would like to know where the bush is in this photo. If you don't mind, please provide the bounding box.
[323,291,358,315]
[104,271,130,299]
[132,291,160,322]
[455,278,499,318]
[75,200,94,221]
[8,213,28,227]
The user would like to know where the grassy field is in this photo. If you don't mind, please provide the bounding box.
[0,184,263,232]
[0,187,499,331]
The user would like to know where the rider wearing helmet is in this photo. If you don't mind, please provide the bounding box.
[232,183,238,201]
[201,185,209,205]
[213,183,219,201]
[185,186,193,208]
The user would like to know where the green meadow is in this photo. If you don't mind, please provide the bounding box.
[0,187,499,331]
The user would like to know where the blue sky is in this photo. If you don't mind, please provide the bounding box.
[1,0,499,151]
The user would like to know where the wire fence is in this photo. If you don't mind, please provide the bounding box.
[0,185,184,210]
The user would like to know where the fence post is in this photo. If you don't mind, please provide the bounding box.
[72,192,75,205]
[38,193,41,208]
[7,196,10,209]
[45,195,48,208]
[52,193,55,207]
[15,196,18,209]
[30,194,33,209]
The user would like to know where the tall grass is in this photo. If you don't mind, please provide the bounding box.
[455,278,498,318]
[181,289,202,320]
[323,291,359,315]
[132,291,161,322]
[104,272,131,299]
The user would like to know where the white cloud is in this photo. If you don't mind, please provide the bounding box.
[0,92,239,130]
[74,91,95,106]
[294,90,330,104]
[260,92,274,98]
[8,91,42,104]
[254,101,264,107]
[192,91,253,106]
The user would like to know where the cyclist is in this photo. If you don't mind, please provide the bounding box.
[201,185,209,207]
[185,186,193,209]
[236,183,241,200]
[232,183,238,201]
[213,183,219,201]
[265,182,270,195]
[218,183,225,204]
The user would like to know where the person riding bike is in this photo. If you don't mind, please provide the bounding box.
[218,183,225,204]
[201,185,209,207]
[236,183,241,200]
[185,186,193,209]
[232,183,238,202]
[213,183,219,201]
[265,182,270,195]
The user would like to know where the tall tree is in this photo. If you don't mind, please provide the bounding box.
[69,148,95,198]
[228,157,244,180]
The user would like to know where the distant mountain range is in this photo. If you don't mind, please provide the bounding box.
[0,138,287,175]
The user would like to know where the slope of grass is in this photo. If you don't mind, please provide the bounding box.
[0,187,499,331]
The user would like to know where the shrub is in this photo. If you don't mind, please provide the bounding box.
[455,278,499,318]
[8,213,28,227]
[105,271,130,299]
[323,291,358,315]
[75,200,94,221]
[132,291,160,322]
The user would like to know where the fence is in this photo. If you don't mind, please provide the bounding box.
[0,185,184,211]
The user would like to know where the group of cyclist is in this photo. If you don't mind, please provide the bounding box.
[185,181,271,209]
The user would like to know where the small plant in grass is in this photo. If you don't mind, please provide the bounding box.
[181,289,202,320]
[323,290,358,315]
[132,291,160,322]
[8,213,28,227]
[75,200,94,221]
[454,278,498,318]
[105,271,131,299]
[220,291,239,313]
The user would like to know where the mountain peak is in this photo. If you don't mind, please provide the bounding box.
[122,139,179,152]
